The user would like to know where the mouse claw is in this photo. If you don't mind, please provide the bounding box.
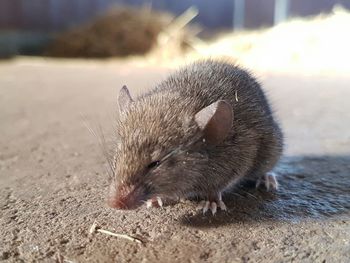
[156,196,163,207]
[179,197,186,203]
[146,196,164,208]
[196,200,205,210]
[210,202,217,215]
[146,199,153,208]
[202,201,210,214]
[218,200,227,211]
[198,192,227,215]
[265,172,279,190]
[256,172,279,191]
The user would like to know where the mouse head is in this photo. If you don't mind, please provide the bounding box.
[107,86,233,209]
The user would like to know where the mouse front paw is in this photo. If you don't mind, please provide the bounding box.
[197,192,227,215]
[256,172,279,191]
[146,196,163,208]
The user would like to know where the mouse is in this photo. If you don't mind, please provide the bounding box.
[107,60,283,214]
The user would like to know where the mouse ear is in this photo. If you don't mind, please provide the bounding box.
[118,85,134,112]
[195,100,233,145]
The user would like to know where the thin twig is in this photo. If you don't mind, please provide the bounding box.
[96,229,142,244]
[89,221,143,244]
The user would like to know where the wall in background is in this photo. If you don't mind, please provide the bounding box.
[1,0,350,32]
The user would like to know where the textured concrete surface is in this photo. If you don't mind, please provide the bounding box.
[0,59,349,262]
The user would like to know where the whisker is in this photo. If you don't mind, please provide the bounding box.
[80,114,115,179]
[97,123,115,176]
[240,189,258,200]
[230,192,245,198]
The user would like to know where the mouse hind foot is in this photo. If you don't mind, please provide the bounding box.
[255,172,279,191]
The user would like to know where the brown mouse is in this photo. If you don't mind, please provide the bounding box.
[107,60,283,214]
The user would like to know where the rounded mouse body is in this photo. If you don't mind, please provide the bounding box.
[108,60,283,212]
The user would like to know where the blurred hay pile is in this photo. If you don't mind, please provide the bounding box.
[46,6,189,58]
[187,5,350,74]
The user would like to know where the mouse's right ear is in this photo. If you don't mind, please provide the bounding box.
[195,100,233,145]
[118,85,134,112]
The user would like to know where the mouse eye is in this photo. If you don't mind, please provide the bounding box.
[147,161,160,169]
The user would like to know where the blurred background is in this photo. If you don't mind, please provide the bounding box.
[1,0,350,155]
[1,2,350,261]
[0,0,350,73]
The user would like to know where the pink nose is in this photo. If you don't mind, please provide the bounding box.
[107,196,130,209]
[107,184,142,210]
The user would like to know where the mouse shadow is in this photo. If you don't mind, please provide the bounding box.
[180,155,350,228]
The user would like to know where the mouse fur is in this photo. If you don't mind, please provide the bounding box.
[108,60,283,211]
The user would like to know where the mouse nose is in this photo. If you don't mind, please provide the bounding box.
[107,184,143,209]
[107,197,129,209]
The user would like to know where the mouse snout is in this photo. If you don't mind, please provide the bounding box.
[107,184,144,210]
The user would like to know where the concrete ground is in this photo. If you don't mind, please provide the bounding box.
[0,58,349,262]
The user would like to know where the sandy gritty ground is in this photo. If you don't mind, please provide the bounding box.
[0,58,349,262]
